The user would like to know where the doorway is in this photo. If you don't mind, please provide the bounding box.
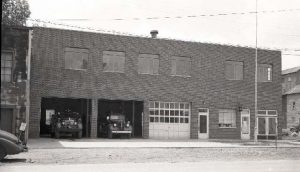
[198,108,209,139]
[241,109,250,140]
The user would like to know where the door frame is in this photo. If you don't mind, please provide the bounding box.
[241,109,250,140]
[198,108,209,139]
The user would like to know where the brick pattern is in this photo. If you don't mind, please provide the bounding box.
[29,27,282,139]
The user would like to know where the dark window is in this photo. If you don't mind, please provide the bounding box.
[258,64,272,82]
[1,52,13,82]
[225,61,243,80]
[64,48,89,70]
[138,54,159,75]
[171,56,191,76]
[103,51,125,73]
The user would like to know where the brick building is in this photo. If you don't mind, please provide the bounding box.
[1,26,32,141]
[27,27,282,140]
[282,67,300,128]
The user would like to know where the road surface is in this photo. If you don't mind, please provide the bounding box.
[1,160,299,172]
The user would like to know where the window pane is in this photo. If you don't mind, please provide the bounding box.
[258,118,266,134]
[150,117,154,122]
[160,117,165,123]
[269,118,276,134]
[225,62,234,80]
[235,62,243,80]
[103,51,125,72]
[171,58,176,75]
[153,58,159,74]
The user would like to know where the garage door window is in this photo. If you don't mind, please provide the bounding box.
[149,101,190,123]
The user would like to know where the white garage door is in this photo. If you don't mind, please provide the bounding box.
[149,101,190,139]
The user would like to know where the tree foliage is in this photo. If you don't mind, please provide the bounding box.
[2,0,31,26]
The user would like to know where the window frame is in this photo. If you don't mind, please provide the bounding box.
[218,109,237,128]
[64,47,89,71]
[170,56,192,77]
[1,50,14,83]
[138,53,159,75]
[225,60,244,80]
[258,63,272,82]
[102,50,125,73]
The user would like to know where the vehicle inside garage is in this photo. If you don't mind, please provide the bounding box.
[97,100,143,138]
[40,97,91,138]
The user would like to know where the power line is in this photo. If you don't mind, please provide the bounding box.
[57,8,300,22]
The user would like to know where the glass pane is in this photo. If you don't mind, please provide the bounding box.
[180,118,184,123]
[154,110,159,115]
[184,111,189,116]
[165,117,169,123]
[170,110,175,116]
[174,118,179,123]
[150,117,154,122]
[149,110,155,115]
[179,110,184,116]
[5,60,12,67]
[269,118,276,134]
[180,103,184,109]
[175,103,179,109]
[199,115,207,133]
[154,117,159,122]
[165,103,170,109]
[155,102,159,108]
[268,110,277,115]
[160,102,164,109]
[165,110,169,116]
[258,118,266,134]
[149,101,154,108]
[174,110,179,116]
[170,117,174,123]
[185,103,190,109]
[160,110,164,116]
[170,103,174,109]
[160,117,165,123]
[185,118,189,123]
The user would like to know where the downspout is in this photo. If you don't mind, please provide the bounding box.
[25,29,32,144]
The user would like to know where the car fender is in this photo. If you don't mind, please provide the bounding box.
[0,138,24,155]
[0,130,18,143]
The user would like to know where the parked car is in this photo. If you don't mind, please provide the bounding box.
[50,110,83,139]
[0,129,27,160]
[99,113,132,138]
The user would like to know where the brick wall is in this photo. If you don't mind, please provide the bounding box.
[29,27,282,139]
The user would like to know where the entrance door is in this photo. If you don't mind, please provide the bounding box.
[198,108,209,139]
[0,108,13,133]
[241,109,250,140]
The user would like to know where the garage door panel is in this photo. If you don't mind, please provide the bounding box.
[149,101,190,139]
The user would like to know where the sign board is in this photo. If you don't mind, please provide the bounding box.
[19,122,27,131]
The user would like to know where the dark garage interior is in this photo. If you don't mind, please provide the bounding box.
[40,97,91,138]
[97,100,144,138]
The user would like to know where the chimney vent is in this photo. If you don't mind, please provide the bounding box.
[150,30,158,38]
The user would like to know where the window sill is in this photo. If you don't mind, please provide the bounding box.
[170,75,191,78]
[138,73,159,76]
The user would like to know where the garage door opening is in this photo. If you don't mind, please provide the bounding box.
[97,100,143,138]
[40,97,91,138]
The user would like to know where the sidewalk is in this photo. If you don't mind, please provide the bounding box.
[27,138,300,149]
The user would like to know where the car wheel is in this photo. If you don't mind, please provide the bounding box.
[0,146,7,161]
[77,131,82,139]
[55,131,60,139]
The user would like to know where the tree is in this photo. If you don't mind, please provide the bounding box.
[2,0,31,26]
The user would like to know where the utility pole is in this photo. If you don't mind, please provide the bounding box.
[254,0,258,143]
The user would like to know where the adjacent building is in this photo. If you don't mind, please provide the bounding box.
[1,26,282,140]
[1,26,32,141]
[282,66,300,128]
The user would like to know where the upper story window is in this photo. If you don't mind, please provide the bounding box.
[138,54,159,75]
[287,77,292,82]
[171,56,191,77]
[1,52,13,82]
[219,109,236,128]
[225,61,243,80]
[103,51,125,73]
[64,47,89,70]
[258,64,272,82]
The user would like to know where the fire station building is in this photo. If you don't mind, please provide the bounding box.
[2,27,282,140]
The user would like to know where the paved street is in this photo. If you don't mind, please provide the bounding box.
[1,160,300,172]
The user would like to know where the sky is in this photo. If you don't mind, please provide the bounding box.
[27,0,300,70]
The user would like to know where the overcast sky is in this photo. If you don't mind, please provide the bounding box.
[27,0,300,70]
